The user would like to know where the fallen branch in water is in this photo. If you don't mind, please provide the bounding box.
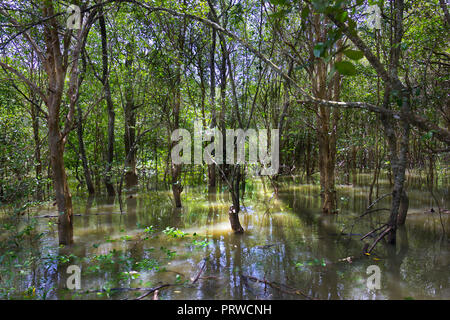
[240,274,261,299]
[360,223,388,241]
[82,286,156,293]
[367,225,392,254]
[343,193,392,238]
[191,259,207,284]
[367,193,392,210]
[357,208,390,219]
[342,192,393,254]
[199,276,218,280]
[135,284,172,300]
[241,275,317,300]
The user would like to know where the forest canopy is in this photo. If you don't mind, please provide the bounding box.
[0,0,449,301]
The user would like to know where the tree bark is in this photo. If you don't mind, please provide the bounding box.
[310,18,341,214]
[124,40,138,189]
[30,94,43,201]
[396,190,409,226]
[169,12,187,208]
[99,5,116,197]
[76,92,95,195]
[208,25,217,189]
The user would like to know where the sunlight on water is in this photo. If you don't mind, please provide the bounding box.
[1,174,449,300]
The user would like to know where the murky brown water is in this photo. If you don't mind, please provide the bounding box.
[1,173,449,300]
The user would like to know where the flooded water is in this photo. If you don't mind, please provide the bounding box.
[1,173,449,300]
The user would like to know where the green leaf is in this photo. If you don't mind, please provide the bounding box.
[313,43,325,58]
[339,11,348,22]
[334,61,357,76]
[270,0,290,5]
[421,131,434,141]
[347,18,357,35]
[269,9,290,19]
[301,6,310,20]
[343,49,364,60]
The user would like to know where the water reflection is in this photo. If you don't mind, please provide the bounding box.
[1,174,449,300]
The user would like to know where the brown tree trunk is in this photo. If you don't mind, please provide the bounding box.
[30,97,43,201]
[396,190,409,226]
[171,70,183,208]
[41,1,94,245]
[305,133,311,183]
[49,112,74,245]
[228,166,244,233]
[169,16,187,208]
[228,206,244,233]
[28,51,43,202]
[428,154,434,188]
[207,2,244,231]
[311,22,341,214]
[124,41,138,189]
[208,26,217,189]
[351,145,357,185]
[385,0,410,244]
[76,54,95,195]
[76,94,95,195]
[99,5,115,197]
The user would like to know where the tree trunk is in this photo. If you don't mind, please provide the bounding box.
[311,25,341,214]
[49,115,74,245]
[169,16,187,208]
[397,190,409,226]
[124,41,138,189]
[385,0,410,244]
[171,70,183,208]
[31,99,43,201]
[208,26,217,189]
[99,6,116,197]
[76,100,95,195]
[228,166,244,233]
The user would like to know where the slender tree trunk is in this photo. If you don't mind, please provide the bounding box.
[48,103,74,245]
[383,0,410,244]
[312,24,341,214]
[170,15,187,208]
[305,133,311,183]
[124,41,138,189]
[31,99,43,201]
[43,0,75,245]
[228,166,244,233]
[397,190,409,226]
[76,95,95,195]
[28,52,43,202]
[428,154,434,188]
[99,6,116,197]
[41,1,94,245]
[171,85,183,207]
[208,26,217,189]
